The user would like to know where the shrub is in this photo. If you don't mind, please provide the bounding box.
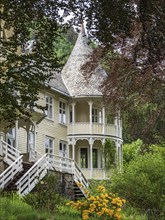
[24,172,63,212]
[67,185,126,220]
[110,151,165,215]
[123,139,143,164]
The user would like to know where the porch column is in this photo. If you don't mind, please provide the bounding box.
[15,120,18,149]
[72,142,75,160]
[88,101,93,134]
[101,138,106,179]
[0,131,4,156]
[114,114,119,138]
[72,103,76,134]
[89,138,93,179]
[118,111,122,139]
[33,122,37,151]
[115,140,119,168]
[102,106,105,135]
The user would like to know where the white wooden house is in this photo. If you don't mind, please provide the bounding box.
[0,24,123,197]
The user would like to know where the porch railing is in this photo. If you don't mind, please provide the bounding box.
[0,139,23,189]
[0,155,23,189]
[68,123,116,136]
[0,140,21,165]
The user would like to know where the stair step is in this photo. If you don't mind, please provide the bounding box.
[4,162,33,193]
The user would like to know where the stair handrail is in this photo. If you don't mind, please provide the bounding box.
[0,140,21,165]
[0,155,23,189]
[74,161,89,197]
[15,153,89,197]
[16,154,49,196]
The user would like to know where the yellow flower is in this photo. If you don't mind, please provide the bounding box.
[96,211,102,217]
[97,186,106,193]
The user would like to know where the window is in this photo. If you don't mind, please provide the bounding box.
[59,141,67,157]
[92,108,102,123]
[93,149,98,168]
[45,95,53,119]
[69,110,72,123]
[59,101,66,124]
[80,148,88,168]
[45,136,53,155]
[92,108,98,123]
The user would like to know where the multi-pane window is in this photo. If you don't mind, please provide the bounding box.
[93,149,98,168]
[59,101,66,124]
[45,95,53,119]
[59,141,67,157]
[92,108,102,123]
[92,108,98,123]
[80,148,88,168]
[45,136,53,155]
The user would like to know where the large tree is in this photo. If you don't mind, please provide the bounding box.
[0,0,70,123]
[69,0,165,144]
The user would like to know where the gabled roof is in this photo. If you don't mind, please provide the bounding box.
[61,24,107,97]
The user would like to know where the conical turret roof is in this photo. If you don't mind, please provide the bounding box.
[61,24,107,97]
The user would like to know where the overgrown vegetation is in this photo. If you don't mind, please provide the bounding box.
[0,193,43,220]
[110,141,165,219]
[24,173,63,213]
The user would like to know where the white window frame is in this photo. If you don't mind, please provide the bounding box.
[45,94,54,120]
[59,141,68,158]
[92,108,102,123]
[44,136,54,155]
[59,100,67,124]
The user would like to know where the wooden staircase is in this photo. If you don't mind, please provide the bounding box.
[0,139,89,199]
[74,181,85,201]
[5,162,33,192]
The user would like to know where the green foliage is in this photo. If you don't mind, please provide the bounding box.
[103,139,116,170]
[56,205,81,220]
[110,150,165,215]
[54,28,77,65]
[0,193,38,220]
[122,206,147,220]
[123,139,143,164]
[1,1,69,123]
[24,173,63,213]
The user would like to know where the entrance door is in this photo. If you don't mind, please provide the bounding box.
[7,128,15,147]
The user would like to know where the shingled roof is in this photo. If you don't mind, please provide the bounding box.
[48,70,70,96]
[61,24,107,97]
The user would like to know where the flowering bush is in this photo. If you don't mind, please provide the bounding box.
[66,185,126,220]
